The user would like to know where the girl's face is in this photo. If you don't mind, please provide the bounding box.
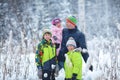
[66,20,75,29]
[67,45,75,51]
[56,22,61,28]
[43,33,51,41]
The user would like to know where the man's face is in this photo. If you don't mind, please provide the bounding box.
[66,20,75,29]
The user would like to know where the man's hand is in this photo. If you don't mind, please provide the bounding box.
[74,47,88,53]
[73,47,82,52]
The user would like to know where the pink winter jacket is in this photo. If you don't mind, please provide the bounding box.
[51,25,63,56]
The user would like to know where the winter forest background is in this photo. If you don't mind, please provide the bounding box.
[0,0,120,80]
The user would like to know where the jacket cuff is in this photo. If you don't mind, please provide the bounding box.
[72,73,77,80]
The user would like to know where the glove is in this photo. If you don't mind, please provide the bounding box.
[89,65,93,71]
[73,47,82,52]
[72,73,77,80]
[55,43,60,49]
[37,69,42,79]
[74,47,88,53]
[51,64,56,69]
[53,36,58,41]
[82,48,88,53]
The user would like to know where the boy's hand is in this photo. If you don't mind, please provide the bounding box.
[72,73,77,80]
[38,69,42,79]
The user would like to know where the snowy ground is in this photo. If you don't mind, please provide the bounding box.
[0,52,85,80]
[1,37,120,80]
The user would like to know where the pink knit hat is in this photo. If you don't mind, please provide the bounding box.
[52,18,61,25]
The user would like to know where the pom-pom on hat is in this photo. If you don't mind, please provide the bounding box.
[42,29,52,37]
[66,37,76,48]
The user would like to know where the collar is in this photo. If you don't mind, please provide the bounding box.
[68,26,78,33]
[42,39,52,45]
[67,50,74,55]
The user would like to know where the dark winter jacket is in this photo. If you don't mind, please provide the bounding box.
[58,26,89,62]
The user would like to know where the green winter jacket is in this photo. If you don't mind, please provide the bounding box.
[64,51,82,80]
[35,39,56,70]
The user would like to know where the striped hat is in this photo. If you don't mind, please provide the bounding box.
[66,16,77,26]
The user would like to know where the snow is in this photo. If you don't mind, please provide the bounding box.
[1,36,120,80]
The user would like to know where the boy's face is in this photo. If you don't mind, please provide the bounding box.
[43,33,51,41]
[67,45,75,51]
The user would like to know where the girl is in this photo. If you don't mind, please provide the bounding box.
[51,18,63,56]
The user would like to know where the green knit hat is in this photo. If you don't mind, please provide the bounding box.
[66,16,77,25]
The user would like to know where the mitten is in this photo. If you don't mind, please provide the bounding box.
[53,36,58,41]
[38,69,42,79]
[89,65,93,71]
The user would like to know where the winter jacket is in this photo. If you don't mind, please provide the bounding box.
[51,25,63,56]
[64,51,82,80]
[58,27,89,62]
[35,39,56,70]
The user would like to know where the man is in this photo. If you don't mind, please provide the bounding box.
[58,16,93,71]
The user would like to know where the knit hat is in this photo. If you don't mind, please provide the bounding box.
[52,18,61,25]
[42,29,52,37]
[66,37,76,48]
[66,16,77,26]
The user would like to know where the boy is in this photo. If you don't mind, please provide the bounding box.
[35,29,56,80]
[64,37,82,80]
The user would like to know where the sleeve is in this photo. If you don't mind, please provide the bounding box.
[35,43,43,69]
[79,32,87,49]
[79,32,89,62]
[51,27,57,43]
[72,52,82,75]
[58,29,68,62]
